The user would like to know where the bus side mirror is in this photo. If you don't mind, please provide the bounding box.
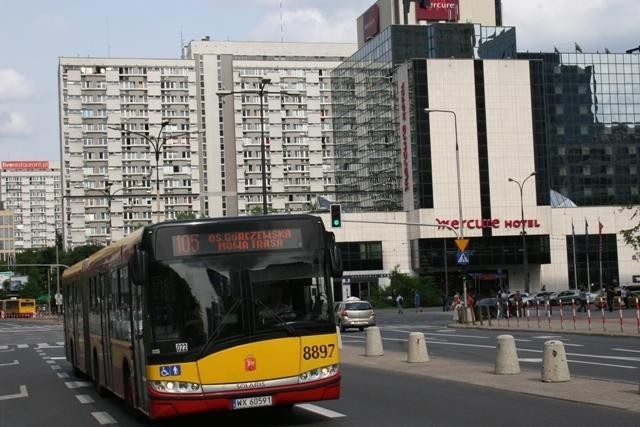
[130,249,148,285]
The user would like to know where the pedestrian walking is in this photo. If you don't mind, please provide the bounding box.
[578,287,588,312]
[606,285,615,312]
[621,286,629,309]
[441,293,448,312]
[451,293,462,321]
[396,294,404,314]
[414,291,422,312]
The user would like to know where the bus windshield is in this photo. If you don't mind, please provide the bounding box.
[148,250,333,356]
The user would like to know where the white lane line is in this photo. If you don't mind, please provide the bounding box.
[17,344,28,349]
[57,373,70,379]
[46,360,55,364]
[0,385,28,401]
[297,403,346,418]
[51,365,62,370]
[568,359,637,369]
[36,345,63,349]
[514,339,532,342]
[76,394,95,404]
[91,411,117,425]
[519,358,543,363]
[56,342,64,345]
[565,352,640,363]
[0,345,7,350]
[612,348,640,354]
[0,349,15,353]
[49,356,66,360]
[0,360,19,367]
[533,335,561,339]
[560,343,584,347]
[425,332,490,339]
[65,381,93,389]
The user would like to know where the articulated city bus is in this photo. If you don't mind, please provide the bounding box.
[62,215,343,419]
[0,298,36,318]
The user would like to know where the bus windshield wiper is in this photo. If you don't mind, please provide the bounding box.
[254,299,299,336]
[198,299,242,358]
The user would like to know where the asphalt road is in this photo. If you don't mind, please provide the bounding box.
[1,318,638,426]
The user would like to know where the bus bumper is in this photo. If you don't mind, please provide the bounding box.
[149,374,340,419]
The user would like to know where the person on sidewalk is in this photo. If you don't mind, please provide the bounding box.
[514,291,523,318]
[578,287,588,312]
[451,293,462,321]
[414,291,422,312]
[606,285,615,312]
[621,286,629,309]
[396,294,404,314]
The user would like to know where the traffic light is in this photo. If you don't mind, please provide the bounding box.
[330,204,342,228]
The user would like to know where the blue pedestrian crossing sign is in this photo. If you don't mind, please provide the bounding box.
[456,251,470,265]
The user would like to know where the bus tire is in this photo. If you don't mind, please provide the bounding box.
[93,351,108,397]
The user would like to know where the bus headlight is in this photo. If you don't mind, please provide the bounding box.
[298,364,339,383]
[149,380,201,394]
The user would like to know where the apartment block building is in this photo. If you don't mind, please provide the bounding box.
[184,40,355,217]
[58,58,200,248]
[0,161,62,250]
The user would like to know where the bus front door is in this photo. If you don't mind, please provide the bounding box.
[132,282,149,412]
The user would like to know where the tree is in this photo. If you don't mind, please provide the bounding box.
[621,206,640,255]
[376,266,439,307]
[175,211,198,220]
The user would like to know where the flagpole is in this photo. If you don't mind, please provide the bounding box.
[598,219,603,293]
[572,219,578,290]
[585,219,590,288]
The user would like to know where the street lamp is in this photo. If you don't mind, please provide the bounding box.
[86,181,125,245]
[508,171,536,293]
[424,108,462,303]
[218,77,272,214]
[110,121,171,223]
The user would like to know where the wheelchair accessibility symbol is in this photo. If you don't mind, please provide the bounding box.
[160,365,181,377]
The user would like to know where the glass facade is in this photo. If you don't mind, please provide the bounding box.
[332,24,516,212]
[520,52,640,206]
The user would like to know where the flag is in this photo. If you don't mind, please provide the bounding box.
[598,220,603,253]
[585,219,591,286]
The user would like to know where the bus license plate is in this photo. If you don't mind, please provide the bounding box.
[232,395,273,410]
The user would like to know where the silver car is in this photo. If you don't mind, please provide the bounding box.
[334,298,375,332]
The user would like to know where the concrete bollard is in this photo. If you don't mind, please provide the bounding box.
[407,332,429,363]
[542,340,570,382]
[494,335,520,375]
[336,326,342,350]
[365,326,384,356]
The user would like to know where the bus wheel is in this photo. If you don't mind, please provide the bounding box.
[93,351,108,397]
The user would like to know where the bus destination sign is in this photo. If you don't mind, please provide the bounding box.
[171,228,303,256]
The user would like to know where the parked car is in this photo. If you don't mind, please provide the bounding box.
[508,292,534,307]
[334,298,375,332]
[529,291,555,305]
[548,290,581,306]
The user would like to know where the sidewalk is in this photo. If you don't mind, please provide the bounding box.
[340,343,640,412]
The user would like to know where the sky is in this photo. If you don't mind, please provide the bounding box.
[1,0,639,161]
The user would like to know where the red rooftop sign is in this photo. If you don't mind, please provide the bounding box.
[415,0,460,22]
[1,161,50,170]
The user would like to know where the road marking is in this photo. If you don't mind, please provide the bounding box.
[565,352,640,362]
[46,360,55,364]
[0,349,15,353]
[49,356,66,360]
[0,345,7,350]
[0,360,19,367]
[51,365,62,370]
[36,344,63,349]
[519,358,543,363]
[561,343,584,347]
[568,359,637,369]
[57,373,70,379]
[513,339,532,342]
[76,394,95,404]
[17,344,28,349]
[65,381,93,389]
[56,342,64,345]
[92,411,117,425]
[425,332,490,339]
[532,335,561,339]
[612,348,640,354]
[0,385,28,401]
[297,403,346,418]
